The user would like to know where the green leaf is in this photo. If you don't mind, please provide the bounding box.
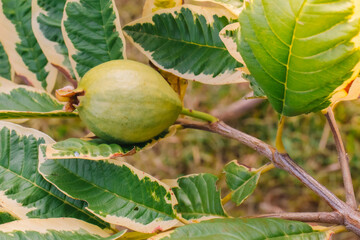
[0,210,18,224]
[245,74,266,98]
[0,78,78,119]
[38,156,179,233]
[44,126,177,160]
[32,0,75,81]
[0,121,108,229]
[172,174,226,221]
[0,218,125,239]
[191,0,243,15]
[238,0,360,117]
[0,0,57,91]
[223,160,260,206]
[119,232,155,240]
[152,218,330,240]
[62,0,126,80]
[123,5,247,85]
[0,41,11,80]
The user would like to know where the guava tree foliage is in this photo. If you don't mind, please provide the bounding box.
[0,0,360,239]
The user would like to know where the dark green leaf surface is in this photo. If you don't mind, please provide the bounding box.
[123,6,245,84]
[0,80,77,119]
[172,174,226,220]
[239,0,360,116]
[0,122,107,228]
[47,126,177,160]
[1,0,50,89]
[62,0,126,79]
[0,41,11,80]
[0,211,17,224]
[39,157,179,232]
[224,161,260,206]
[155,218,328,240]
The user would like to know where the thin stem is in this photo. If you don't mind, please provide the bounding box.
[254,163,275,174]
[250,212,343,225]
[329,225,347,234]
[221,192,232,205]
[324,107,357,209]
[181,108,218,123]
[275,116,286,153]
[176,118,360,236]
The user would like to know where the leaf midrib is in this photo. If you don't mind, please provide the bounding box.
[281,0,308,115]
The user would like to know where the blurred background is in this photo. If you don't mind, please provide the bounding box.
[25,0,360,239]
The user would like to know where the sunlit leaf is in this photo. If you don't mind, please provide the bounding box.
[123,5,247,85]
[0,0,57,91]
[0,121,108,228]
[151,218,331,240]
[238,0,360,116]
[0,78,77,119]
[62,0,126,80]
[171,174,226,221]
[39,155,180,233]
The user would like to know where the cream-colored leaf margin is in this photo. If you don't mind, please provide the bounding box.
[38,155,180,233]
[0,1,57,92]
[186,0,243,15]
[44,125,178,160]
[142,0,183,16]
[124,5,247,85]
[0,218,115,237]
[61,0,127,81]
[331,77,360,107]
[0,121,55,219]
[31,0,74,82]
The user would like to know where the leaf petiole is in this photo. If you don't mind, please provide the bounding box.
[181,108,218,123]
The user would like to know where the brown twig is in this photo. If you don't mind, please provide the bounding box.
[324,107,357,209]
[176,119,360,235]
[211,93,264,121]
[250,212,343,225]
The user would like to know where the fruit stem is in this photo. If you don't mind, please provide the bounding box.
[181,108,218,123]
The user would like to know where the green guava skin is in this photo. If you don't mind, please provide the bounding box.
[76,60,182,144]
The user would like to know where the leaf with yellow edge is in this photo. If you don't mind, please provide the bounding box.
[143,0,183,16]
[0,0,58,91]
[0,218,126,239]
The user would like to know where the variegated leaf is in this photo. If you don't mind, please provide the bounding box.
[123,5,247,85]
[43,125,178,160]
[0,218,125,239]
[219,22,244,66]
[62,0,126,80]
[190,0,243,15]
[32,0,76,82]
[151,218,332,240]
[223,160,260,206]
[0,40,12,80]
[0,78,78,119]
[171,174,227,221]
[0,0,57,91]
[0,121,108,228]
[143,0,183,16]
[39,155,180,233]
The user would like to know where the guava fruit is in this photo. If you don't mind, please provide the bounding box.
[75,60,182,144]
